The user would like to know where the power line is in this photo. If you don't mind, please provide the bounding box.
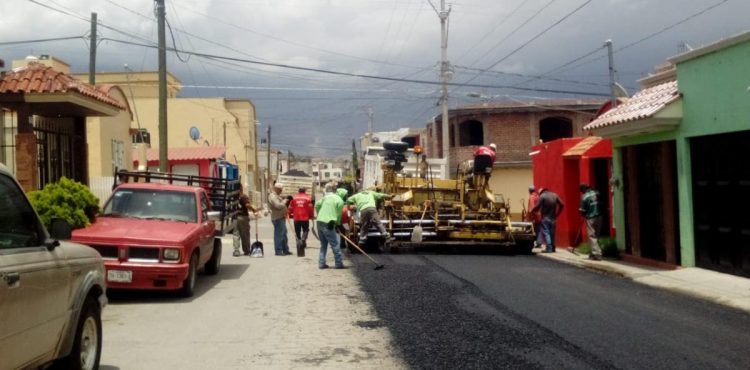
[453,64,611,88]
[100,37,609,96]
[169,1,429,71]
[536,0,730,78]
[454,0,593,91]
[0,36,84,46]
[505,45,606,89]
[455,0,531,64]
[466,0,556,67]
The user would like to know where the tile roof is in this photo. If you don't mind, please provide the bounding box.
[584,80,680,130]
[563,136,603,157]
[137,146,227,162]
[0,62,125,109]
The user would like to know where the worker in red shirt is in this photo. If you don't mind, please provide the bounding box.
[288,187,314,252]
[473,143,496,174]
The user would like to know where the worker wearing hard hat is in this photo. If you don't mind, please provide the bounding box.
[473,143,497,175]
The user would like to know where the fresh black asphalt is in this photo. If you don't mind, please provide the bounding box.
[348,252,750,370]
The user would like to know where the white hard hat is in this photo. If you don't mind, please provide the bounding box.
[273,182,284,189]
[489,143,497,151]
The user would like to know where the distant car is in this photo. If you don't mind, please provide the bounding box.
[0,163,107,370]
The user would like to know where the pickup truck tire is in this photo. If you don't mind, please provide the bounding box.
[180,253,198,297]
[205,239,221,275]
[54,296,102,370]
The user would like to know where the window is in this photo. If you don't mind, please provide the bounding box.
[111,139,125,173]
[200,193,210,221]
[0,174,45,249]
[539,117,573,142]
[102,189,197,223]
[1,111,17,173]
[458,120,484,146]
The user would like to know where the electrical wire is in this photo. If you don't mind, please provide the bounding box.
[454,0,593,91]
[466,0,556,67]
[100,37,609,97]
[455,0,531,64]
[528,0,730,80]
[0,36,85,46]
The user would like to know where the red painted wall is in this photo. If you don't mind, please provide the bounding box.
[531,138,613,248]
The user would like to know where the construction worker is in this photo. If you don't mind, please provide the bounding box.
[288,187,314,252]
[526,185,541,248]
[531,188,564,253]
[315,184,346,269]
[418,154,429,179]
[268,182,291,256]
[347,188,393,246]
[473,143,497,175]
[579,183,603,261]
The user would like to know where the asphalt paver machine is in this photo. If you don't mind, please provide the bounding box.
[349,141,535,253]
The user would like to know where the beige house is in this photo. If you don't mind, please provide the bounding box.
[86,85,135,178]
[1,56,129,193]
[73,71,261,196]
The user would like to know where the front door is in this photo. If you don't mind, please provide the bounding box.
[622,141,680,263]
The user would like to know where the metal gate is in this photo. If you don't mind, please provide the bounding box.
[692,130,750,277]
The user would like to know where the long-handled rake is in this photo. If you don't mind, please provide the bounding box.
[338,232,385,270]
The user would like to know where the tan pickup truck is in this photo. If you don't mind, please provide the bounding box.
[0,163,107,370]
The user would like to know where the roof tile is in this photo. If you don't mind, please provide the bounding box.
[0,62,125,109]
[584,80,680,130]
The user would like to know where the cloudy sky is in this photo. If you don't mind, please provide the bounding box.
[1,0,748,157]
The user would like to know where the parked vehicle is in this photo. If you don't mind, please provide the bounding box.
[0,163,107,370]
[72,170,240,297]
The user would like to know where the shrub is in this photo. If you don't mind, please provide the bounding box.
[28,177,99,229]
[575,236,619,258]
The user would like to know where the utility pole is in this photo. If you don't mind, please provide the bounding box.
[438,0,451,163]
[88,12,97,85]
[366,107,374,149]
[156,0,168,172]
[266,125,271,193]
[605,39,617,108]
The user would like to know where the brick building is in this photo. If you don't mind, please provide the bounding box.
[425,99,604,216]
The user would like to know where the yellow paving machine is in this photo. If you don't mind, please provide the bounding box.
[349,141,536,253]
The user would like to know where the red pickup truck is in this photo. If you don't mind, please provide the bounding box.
[72,171,239,297]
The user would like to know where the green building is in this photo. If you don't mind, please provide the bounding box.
[586,30,750,277]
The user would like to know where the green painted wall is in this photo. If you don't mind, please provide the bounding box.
[611,37,750,267]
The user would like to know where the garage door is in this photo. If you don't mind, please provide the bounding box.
[691,130,750,277]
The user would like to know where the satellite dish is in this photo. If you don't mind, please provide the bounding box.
[189,126,200,140]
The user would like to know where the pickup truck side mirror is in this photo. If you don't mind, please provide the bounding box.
[49,218,72,240]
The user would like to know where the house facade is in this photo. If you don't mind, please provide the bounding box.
[0,56,127,191]
[73,70,261,199]
[586,31,750,277]
[426,100,604,216]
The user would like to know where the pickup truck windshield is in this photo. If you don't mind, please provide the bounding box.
[102,188,197,223]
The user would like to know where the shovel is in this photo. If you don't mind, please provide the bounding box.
[249,215,264,257]
[411,201,430,243]
[338,231,384,270]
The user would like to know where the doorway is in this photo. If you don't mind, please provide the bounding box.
[622,141,680,263]
[691,130,750,277]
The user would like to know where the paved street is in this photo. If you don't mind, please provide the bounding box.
[100,218,750,369]
[100,219,407,370]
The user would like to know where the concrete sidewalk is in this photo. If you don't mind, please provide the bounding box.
[536,247,750,314]
[223,217,408,369]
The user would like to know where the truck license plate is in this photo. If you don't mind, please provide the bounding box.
[107,270,132,283]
